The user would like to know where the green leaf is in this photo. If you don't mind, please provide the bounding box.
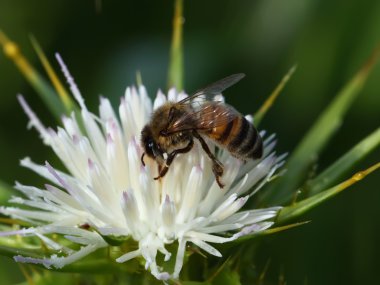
[167,0,184,90]
[261,46,380,204]
[58,257,138,274]
[0,180,13,203]
[211,267,241,285]
[276,162,380,224]
[136,70,143,86]
[15,272,79,285]
[180,281,214,285]
[306,127,380,196]
[0,30,67,120]
[261,221,310,235]
[254,65,297,127]
[0,245,42,259]
[101,234,130,246]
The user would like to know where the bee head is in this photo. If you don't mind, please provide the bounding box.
[141,125,162,160]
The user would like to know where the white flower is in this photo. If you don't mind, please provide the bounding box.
[0,56,285,280]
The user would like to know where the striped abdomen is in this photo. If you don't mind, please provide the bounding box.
[206,116,263,160]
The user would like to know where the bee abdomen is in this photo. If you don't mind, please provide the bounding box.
[240,125,263,159]
[220,117,262,160]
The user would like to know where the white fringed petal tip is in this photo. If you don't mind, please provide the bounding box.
[1,66,284,280]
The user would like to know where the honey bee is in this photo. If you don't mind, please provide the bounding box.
[140,73,263,188]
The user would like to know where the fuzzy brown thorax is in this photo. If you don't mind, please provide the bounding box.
[140,102,193,163]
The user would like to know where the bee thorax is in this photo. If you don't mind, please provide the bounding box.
[158,131,192,153]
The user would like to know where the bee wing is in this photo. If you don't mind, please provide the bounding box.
[164,74,245,134]
[177,73,246,105]
[166,102,239,134]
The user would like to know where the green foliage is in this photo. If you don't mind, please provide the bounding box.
[0,31,67,120]
[261,47,380,205]
[14,271,77,285]
[210,266,241,285]
[29,36,77,114]
[181,281,212,285]
[0,180,12,204]
[254,65,297,127]
[276,163,380,224]
[306,127,380,195]
[0,1,379,284]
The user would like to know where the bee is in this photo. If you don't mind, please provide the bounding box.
[140,73,263,188]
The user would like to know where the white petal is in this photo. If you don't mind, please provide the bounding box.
[116,249,141,263]
[99,97,119,125]
[161,195,176,229]
[81,110,107,163]
[176,166,204,223]
[173,238,187,279]
[167,88,177,101]
[55,53,86,110]
[153,90,167,109]
[190,238,222,257]
[121,191,140,234]
[17,95,51,145]
[51,243,106,269]
[6,82,285,281]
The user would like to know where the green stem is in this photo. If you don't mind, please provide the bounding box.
[254,65,297,127]
[167,0,184,90]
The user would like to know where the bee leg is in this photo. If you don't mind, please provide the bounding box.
[215,175,224,189]
[192,131,225,188]
[157,164,163,177]
[154,140,194,180]
[213,161,225,188]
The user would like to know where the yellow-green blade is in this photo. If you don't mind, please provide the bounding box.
[262,46,380,204]
[0,31,66,120]
[0,180,13,204]
[306,127,380,196]
[276,162,380,224]
[167,0,184,90]
[254,65,297,127]
[230,221,310,245]
[29,35,77,114]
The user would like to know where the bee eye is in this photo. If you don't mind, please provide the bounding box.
[144,139,156,158]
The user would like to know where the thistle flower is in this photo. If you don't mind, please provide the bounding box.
[0,56,285,280]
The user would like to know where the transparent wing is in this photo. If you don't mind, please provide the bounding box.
[165,102,239,134]
[177,73,246,105]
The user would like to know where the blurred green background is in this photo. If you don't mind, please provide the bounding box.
[0,0,379,284]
